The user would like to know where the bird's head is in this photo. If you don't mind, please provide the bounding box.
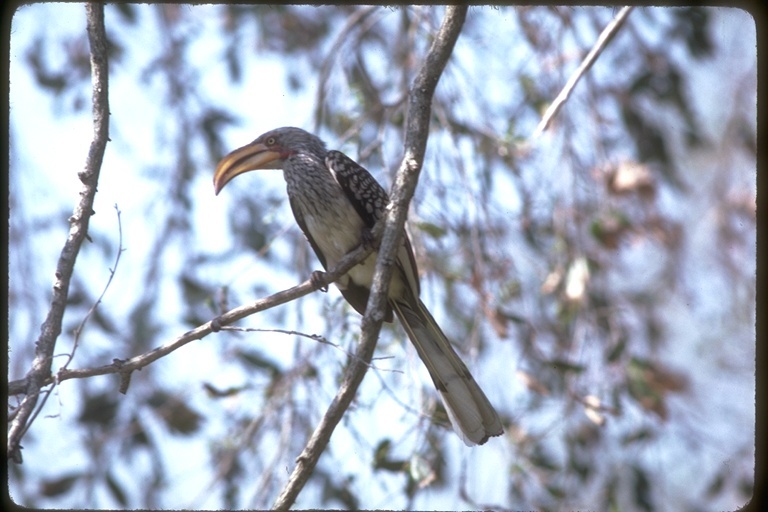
[213,126,327,195]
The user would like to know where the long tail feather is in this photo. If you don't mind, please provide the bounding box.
[391,299,503,446]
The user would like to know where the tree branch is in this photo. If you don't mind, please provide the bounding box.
[7,3,110,462]
[6,238,376,397]
[531,6,634,139]
[272,6,468,510]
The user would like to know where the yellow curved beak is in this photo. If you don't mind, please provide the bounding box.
[213,142,282,195]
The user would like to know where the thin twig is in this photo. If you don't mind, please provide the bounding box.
[271,6,468,510]
[220,326,398,372]
[9,205,124,442]
[531,6,634,139]
[65,204,125,372]
[7,3,110,463]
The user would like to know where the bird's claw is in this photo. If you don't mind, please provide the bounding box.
[310,270,328,292]
[360,227,376,251]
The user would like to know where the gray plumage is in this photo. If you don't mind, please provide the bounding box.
[214,126,503,445]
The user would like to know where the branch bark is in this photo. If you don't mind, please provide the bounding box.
[272,6,468,510]
[7,3,110,462]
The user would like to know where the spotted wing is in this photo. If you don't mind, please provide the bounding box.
[326,150,421,299]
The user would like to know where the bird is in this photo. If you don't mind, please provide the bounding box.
[213,127,503,446]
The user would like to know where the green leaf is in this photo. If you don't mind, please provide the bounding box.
[547,359,586,374]
[40,473,81,497]
[78,392,119,426]
[413,221,448,239]
[147,391,203,435]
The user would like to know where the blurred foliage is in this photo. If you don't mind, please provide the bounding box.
[8,5,755,511]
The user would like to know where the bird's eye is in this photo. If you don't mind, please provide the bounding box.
[266,137,276,146]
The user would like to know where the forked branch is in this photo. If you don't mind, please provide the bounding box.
[272,6,468,510]
[7,3,111,462]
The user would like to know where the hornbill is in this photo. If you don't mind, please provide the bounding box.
[213,127,503,445]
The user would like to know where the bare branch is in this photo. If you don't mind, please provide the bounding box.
[272,6,468,510]
[7,3,111,462]
[6,236,376,397]
[531,6,634,139]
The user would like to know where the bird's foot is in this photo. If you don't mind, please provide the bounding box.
[360,226,377,251]
[310,270,328,292]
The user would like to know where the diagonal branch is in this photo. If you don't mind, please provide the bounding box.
[7,3,111,462]
[6,237,376,397]
[531,6,634,139]
[271,6,468,510]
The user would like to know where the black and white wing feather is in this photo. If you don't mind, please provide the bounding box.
[325,150,388,229]
[325,150,420,298]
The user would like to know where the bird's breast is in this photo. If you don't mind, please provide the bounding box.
[303,206,365,267]
[303,206,392,294]
[284,160,406,299]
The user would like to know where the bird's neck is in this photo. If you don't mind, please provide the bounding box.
[283,152,343,217]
